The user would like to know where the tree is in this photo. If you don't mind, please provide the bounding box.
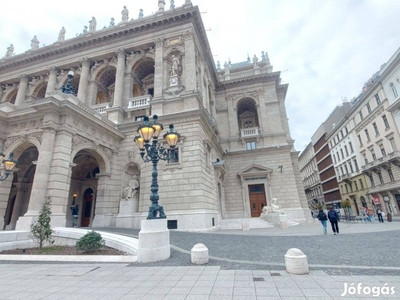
[341,199,351,220]
[30,196,54,249]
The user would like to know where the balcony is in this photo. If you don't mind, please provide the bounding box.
[91,102,109,114]
[240,127,260,138]
[127,95,151,109]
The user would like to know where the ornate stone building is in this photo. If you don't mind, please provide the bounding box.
[0,1,309,231]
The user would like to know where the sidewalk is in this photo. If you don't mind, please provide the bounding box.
[0,219,399,299]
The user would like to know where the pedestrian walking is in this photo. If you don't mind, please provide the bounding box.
[317,209,328,234]
[327,207,340,235]
[377,208,384,223]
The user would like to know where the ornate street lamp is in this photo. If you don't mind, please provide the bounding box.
[0,153,18,181]
[134,115,180,219]
[61,71,76,96]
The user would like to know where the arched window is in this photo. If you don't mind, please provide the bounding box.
[390,82,398,98]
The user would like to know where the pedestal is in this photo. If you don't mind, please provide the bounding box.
[137,219,170,263]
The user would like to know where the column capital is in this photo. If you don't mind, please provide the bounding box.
[80,57,91,67]
[47,66,58,73]
[115,48,126,58]
[155,38,164,48]
[18,74,28,81]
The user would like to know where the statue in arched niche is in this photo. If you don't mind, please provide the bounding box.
[170,54,181,76]
[124,175,139,201]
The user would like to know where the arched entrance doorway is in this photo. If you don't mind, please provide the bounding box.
[70,150,100,228]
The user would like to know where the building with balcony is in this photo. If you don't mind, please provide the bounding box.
[298,142,323,212]
[0,1,309,231]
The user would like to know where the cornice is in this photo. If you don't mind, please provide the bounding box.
[0,6,201,73]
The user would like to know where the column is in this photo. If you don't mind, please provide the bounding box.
[45,66,58,96]
[184,31,196,91]
[0,85,4,102]
[8,184,28,230]
[77,57,91,104]
[46,129,74,227]
[154,38,164,98]
[15,126,56,230]
[227,96,239,138]
[15,74,28,106]
[113,49,125,107]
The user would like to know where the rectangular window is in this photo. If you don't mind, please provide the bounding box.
[340,149,344,159]
[388,169,395,182]
[363,154,368,164]
[344,164,348,174]
[365,129,370,141]
[358,135,363,147]
[359,179,364,189]
[345,184,349,193]
[359,111,364,120]
[167,147,180,163]
[354,181,358,190]
[378,172,384,184]
[349,162,354,173]
[349,142,354,153]
[382,115,390,129]
[336,152,340,162]
[246,141,256,150]
[371,150,376,160]
[333,155,337,164]
[345,126,349,135]
[380,145,386,157]
[373,123,379,136]
[366,103,372,114]
[354,159,359,171]
[344,145,349,156]
[375,93,381,105]
[369,175,375,187]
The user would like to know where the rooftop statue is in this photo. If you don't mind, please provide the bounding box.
[31,35,40,50]
[224,61,230,74]
[58,27,66,42]
[138,9,144,18]
[252,54,259,67]
[89,17,97,32]
[109,18,115,27]
[122,6,129,22]
[5,44,14,58]
[170,0,175,9]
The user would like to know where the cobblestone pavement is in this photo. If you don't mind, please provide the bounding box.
[94,219,400,276]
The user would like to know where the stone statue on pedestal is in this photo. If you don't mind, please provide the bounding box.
[31,36,40,50]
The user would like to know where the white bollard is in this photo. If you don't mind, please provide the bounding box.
[191,243,209,265]
[285,248,309,274]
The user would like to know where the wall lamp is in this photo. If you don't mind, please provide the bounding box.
[0,153,18,181]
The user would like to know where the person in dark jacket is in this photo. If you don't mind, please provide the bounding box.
[327,207,339,235]
[317,209,328,234]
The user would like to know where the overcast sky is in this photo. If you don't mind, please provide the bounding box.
[1,0,399,152]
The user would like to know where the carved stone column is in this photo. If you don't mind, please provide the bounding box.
[113,49,125,107]
[227,96,239,138]
[0,85,4,102]
[77,57,91,104]
[154,38,164,98]
[45,66,58,96]
[15,127,56,230]
[15,74,28,105]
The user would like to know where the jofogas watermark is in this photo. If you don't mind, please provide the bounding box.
[341,282,395,297]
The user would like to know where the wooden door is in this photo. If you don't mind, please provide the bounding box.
[249,184,266,217]
[81,193,93,227]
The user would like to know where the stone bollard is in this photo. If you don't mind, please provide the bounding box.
[191,243,209,265]
[241,222,250,230]
[285,248,309,274]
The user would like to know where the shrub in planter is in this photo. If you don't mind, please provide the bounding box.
[75,231,105,253]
